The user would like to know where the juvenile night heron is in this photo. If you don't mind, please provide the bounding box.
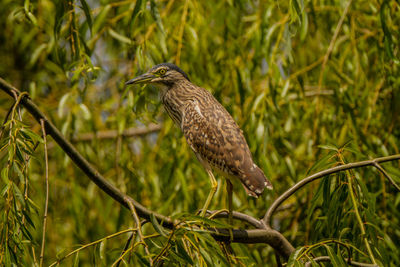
[126,63,273,218]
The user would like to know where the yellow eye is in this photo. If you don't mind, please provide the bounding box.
[158,69,166,75]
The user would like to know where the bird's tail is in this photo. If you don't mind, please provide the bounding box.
[241,165,273,198]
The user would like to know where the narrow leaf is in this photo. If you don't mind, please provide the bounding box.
[150,213,168,237]
[80,0,93,34]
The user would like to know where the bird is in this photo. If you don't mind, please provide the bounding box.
[125,63,273,220]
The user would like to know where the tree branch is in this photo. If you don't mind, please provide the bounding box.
[71,124,162,142]
[207,210,264,229]
[304,256,378,267]
[263,155,400,227]
[372,161,400,192]
[39,119,50,267]
[210,228,294,258]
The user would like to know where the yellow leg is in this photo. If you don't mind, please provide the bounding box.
[226,180,233,225]
[200,169,218,217]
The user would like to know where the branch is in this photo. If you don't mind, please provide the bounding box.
[304,256,378,267]
[263,155,400,227]
[372,161,400,191]
[0,77,295,260]
[209,228,294,258]
[71,124,162,142]
[48,228,139,267]
[39,119,49,267]
[125,197,153,265]
[316,0,352,104]
[207,210,264,229]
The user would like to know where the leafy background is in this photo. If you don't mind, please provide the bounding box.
[0,0,399,266]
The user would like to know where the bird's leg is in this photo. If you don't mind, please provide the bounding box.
[200,169,218,217]
[226,179,233,226]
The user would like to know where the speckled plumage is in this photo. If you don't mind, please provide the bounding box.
[164,80,272,197]
[126,63,273,199]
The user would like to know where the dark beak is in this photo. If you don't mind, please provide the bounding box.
[125,73,155,85]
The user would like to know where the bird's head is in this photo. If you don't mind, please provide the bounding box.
[125,63,190,89]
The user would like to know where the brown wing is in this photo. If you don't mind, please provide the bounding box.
[181,89,271,197]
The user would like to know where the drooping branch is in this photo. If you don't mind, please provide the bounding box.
[39,119,50,267]
[372,161,400,191]
[263,154,400,227]
[0,77,295,259]
[304,256,378,267]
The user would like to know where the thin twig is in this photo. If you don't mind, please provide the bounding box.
[304,256,378,267]
[112,245,136,267]
[114,233,134,267]
[348,171,377,264]
[39,119,49,267]
[175,0,189,65]
[289,56,324,80]
[21,142,39,264]
[48,228,139,267]
[125,197,153,266]
[313,0,353,138]
[23,142,40,200]
[31,247,38,266]
[263,154,400,227]
[346,167,377,264]
[335,152,377,265]
[316,0,353,105]
[0,102,15,141]
[115,134,122,187]
[153,228,176,265]
[140,0,175,45]
[72,124,162,142]
[298,239,365,261]
[372,161,400,191]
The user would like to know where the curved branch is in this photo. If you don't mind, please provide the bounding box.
[263,155,400,227]
[0,77,295,260]
[304,256,378,267]
[207,210,264,229]
[372,161,400,191]
[210,228,294,258]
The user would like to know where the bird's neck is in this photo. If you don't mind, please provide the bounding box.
[161,80,197,104]
[161,80,198,126]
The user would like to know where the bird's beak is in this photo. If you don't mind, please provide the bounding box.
[125,73,155,85]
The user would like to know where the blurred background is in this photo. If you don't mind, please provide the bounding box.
[0,0,399,266]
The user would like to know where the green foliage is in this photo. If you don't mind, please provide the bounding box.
[0,96,41,264]
[0,0,399,266]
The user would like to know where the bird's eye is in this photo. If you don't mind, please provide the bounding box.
[158,69,166,75]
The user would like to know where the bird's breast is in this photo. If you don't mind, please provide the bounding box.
[161,90,186,127]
